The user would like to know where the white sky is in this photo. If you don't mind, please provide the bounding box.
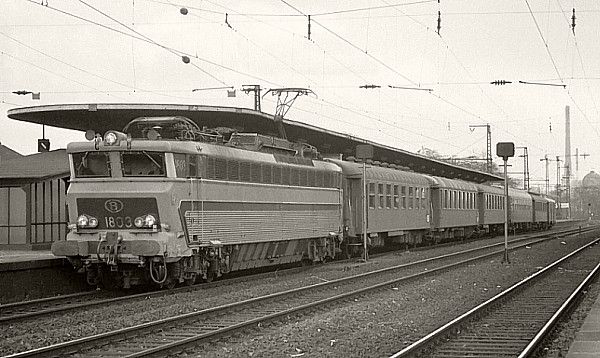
[1,0,599,190]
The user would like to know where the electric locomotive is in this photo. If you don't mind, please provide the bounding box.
[52,116,343,289]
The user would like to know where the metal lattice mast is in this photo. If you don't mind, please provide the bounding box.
[517,146,531,191]
[469,124,492,173]
[242,85,262,112]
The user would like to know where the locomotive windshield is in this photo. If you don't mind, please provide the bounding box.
[122,151,166,177]
[73,152,110,178]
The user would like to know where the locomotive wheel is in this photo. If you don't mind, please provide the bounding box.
[184,273,197,286]
[164,278,177,290]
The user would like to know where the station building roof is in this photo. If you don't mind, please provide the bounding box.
[0,147,69,186]
[7,103,503,183]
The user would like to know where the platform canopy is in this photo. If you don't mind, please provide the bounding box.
[7,103,502,183]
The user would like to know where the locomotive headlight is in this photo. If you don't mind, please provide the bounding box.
[76,214,98,228]
[134,217,145,228]
[103,131,127,146]
[88,217,99,228]
[104,132,118,146]
[134,214,157,228]
[77,215,89,228]
[145,214,156,227]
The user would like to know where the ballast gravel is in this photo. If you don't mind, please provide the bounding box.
[0,223,597,357]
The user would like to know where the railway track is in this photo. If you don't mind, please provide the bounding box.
[0,226,590,325]
[6,227,597,358]
[390,238,600,358]
[0,265,307,324]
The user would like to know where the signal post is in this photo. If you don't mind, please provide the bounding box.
[497,142,515,264]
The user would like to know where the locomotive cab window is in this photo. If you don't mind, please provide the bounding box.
[73,152,110,178]
[173,154,199,178]
[122,151,166,177]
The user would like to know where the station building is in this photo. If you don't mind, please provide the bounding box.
[0,144,69,250]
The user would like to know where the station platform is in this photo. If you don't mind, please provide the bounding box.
[0,249,66,272]
[566,295,600,357]
[0,249,87,303]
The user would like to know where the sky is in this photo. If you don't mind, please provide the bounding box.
[1,0,599,192]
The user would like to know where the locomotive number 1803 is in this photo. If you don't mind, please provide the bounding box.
[104,216,134,228]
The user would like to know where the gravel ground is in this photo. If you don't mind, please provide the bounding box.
[180,231,600,358]
[537,277,600,358]
[0,226,597,357]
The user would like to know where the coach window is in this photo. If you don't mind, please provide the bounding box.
[368,183,376,209]
[415,187,420,210]
[393,185,399,209]
[408,187,414,209]
[422,188,427,209]
[386,184,392,209]
[401,186,407,209]
[378,183,385,209]
[442,189,447,209]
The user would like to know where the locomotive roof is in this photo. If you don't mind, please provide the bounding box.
[7,103,503,183]
[67,140,340,171]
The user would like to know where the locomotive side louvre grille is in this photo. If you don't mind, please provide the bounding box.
[202,155,338,188]
[184,209,339,244]
[316,170,324,187]
[206,157,216,178]
[228,160,240,181]
[290,167,300,186]
[262,164,273,184]
[281,166,290,185]
[250,162,261,183]
[273,166,282,184]
[308,169,315,187]
[240,161,252,182]
[214,157,227,180]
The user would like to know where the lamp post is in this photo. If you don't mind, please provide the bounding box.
[497,142,515,264]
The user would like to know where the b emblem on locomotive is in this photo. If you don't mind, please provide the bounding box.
[104,199,124,213]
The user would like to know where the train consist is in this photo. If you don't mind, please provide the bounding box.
[52,116,556,289]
